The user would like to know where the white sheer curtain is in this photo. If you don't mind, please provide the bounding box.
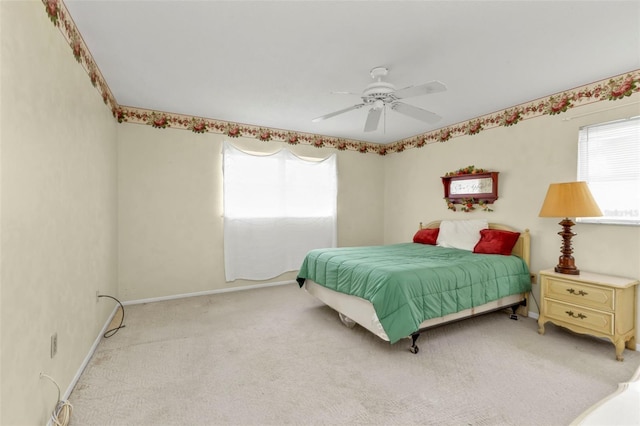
[223,142,337,281]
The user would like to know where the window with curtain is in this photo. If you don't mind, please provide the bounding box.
[223,142,337,281]
[577,116,640,225]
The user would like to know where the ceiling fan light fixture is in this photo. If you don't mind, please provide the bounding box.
[372,99,385,110]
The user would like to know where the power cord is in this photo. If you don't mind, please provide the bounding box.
[40,373,72,426]
[529,289,541,313]
[98,294,126,338]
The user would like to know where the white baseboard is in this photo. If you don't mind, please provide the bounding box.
[50,303,119,426]
[122,280,296,306]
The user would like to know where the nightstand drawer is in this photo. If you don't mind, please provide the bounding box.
[543,277,614,311]
[543,299,614,335]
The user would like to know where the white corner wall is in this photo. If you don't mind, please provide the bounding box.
[0,2,118,424]
[117,125,385,301]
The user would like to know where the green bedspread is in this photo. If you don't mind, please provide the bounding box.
[297,243,531,343]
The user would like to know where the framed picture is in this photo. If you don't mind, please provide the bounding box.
[441,172,499,204]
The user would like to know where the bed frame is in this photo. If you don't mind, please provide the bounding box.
[303,221,532,353]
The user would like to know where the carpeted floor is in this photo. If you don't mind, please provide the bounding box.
[69,283,640,425]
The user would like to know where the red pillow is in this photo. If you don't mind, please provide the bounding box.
[413,228,439,245]
[473,229,520,255]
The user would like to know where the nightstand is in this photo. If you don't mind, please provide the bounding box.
[537,269,639,361]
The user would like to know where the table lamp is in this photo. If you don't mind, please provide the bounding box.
[538,182,602,275]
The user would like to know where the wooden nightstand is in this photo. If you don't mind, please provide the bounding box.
[537,269,639,361]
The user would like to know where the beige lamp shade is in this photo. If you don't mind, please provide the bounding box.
[539,182,603,218]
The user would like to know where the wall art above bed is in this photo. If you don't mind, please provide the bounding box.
[442,166,498,212]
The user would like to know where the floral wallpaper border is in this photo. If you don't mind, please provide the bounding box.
[44,0,640,156]
[44,0,118,114]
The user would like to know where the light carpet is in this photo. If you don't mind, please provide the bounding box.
[69,283,640,425]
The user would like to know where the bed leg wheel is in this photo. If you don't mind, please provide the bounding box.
[409,345,419,354]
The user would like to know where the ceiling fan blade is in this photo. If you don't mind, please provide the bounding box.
[330,91,361,96]
[364,106,383,132]
[312,104,365,122]
[391,102,442,124]
[394,81,447,99]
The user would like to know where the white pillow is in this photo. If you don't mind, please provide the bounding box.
[436,219,488,251]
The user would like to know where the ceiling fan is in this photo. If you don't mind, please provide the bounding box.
[312,67,446,132]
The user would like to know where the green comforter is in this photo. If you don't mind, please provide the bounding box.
[297,243,531,343]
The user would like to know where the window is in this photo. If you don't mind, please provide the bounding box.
[577,117,640,225]
[223,142,337,281]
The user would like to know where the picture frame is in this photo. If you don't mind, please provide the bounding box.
[441,172,499,204]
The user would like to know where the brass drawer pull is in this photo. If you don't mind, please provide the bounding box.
[566,288,588,296]
[565,310,587,319]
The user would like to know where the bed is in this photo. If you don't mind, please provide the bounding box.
[297,220,532,353]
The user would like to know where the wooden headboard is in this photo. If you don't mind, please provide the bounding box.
[419,220,531,269]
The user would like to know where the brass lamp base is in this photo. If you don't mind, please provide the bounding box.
[555,218,580,275]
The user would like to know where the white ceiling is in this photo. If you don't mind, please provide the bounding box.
[64,1,640,144]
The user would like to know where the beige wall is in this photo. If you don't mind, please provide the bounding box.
[117,125,385,301]
[384,95,640,326]
[1,2,118,425]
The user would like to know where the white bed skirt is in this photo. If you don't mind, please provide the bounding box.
[304,279,528,342]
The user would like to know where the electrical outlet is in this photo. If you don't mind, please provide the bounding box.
[96,290,100,302]
[50,333,57,358]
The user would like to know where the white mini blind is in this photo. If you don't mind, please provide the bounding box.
[577,116,640,225]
